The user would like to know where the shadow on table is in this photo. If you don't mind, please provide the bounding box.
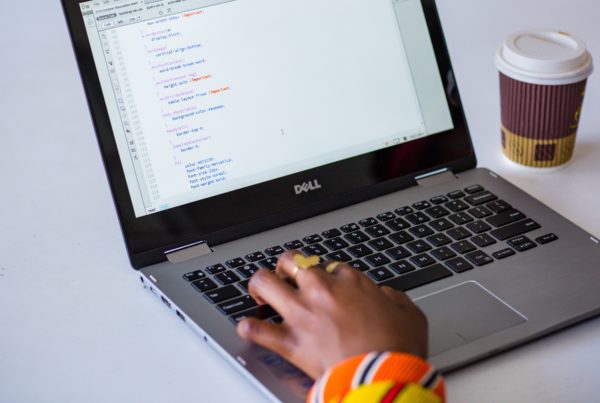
[572,137,600,166]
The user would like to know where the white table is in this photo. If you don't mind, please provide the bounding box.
[1,1,599,402]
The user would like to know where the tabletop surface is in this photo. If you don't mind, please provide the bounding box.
[1,0,599,402]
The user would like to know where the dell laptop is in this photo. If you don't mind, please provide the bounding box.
[62,0,600,401]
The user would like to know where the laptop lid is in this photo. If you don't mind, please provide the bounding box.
[62,0,476,268]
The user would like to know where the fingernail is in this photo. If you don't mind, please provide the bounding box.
[238,320,251,336]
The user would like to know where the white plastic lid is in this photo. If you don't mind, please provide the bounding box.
[496,30,593,85]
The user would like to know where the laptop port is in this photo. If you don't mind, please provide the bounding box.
[176,310,186,322]
[161,295,171,309]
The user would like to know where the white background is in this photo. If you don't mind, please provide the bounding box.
[1,0,599,402]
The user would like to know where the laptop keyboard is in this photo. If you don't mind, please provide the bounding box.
[183,185,558,324]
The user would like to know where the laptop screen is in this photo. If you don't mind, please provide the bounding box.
[80,0,453,218]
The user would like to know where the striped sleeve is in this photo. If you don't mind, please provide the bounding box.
[306,352,445,403]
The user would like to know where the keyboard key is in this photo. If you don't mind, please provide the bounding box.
[368,267,394,282]
[406,240,432,253]
[365,224,391,238]
[394,206,414,216]
[451,240,477,254]
[486,209,526,228]
[431,247,457,261]
[465,250,494,266]
[490,219,541,240]
[348,260,370,272]
[365,253,391,267]
[347,244,374,258]
[385,246,412,260]
[389,260,416,275]
[259,257,278,270]
[225,258,246,269]
[448,212,474,225]
[359,218,378,227]
[218,295,257,315]
[409,224,434,238]
[410,253,436,268]
[284,240,304,250]
[468,206,493,219]
[325,250,352,262]
[245,251,266,262]
[206,263,226,275]
[492,248,516,260]
[486,200,512,213]
[466,220,492,234]
[237,280,250,292]
[465,184,484,194]
[425,205,450,219]
[447,227,472,240]
[377,212,396,222]
[302,244,328,256]
[426,233,452,247]
[471,233,497,247]
[340,223,360,233]
[236,263,259,279]
[445,200,469,212]
[536,233,559,245]
[389,231,414,245]
[191,278,218,293]
[204,285,241,303]
[445,257,473,273]
[345,230,370,244]
[381,264,453,291]
[322,229,342,239]
[265,246,285,256]
[428,218,454,232]
[430,195,449,205]
[230,305,277,324]
[183,270,205,282]
[303,234,323,244]
[323,237,349,251]
[215,271,241,285]
[413,201,432,210]
[368,237,394,251]
[447,190,465,199]
[405,212,430,225]
[385,218,411,232]
[464,191,497,206]
[507,236,537,252]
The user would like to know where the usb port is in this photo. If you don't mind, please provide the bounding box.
[161,295,171,309]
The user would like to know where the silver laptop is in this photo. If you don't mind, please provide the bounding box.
[62,0,600,401]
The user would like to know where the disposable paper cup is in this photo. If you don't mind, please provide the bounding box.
[496,30,593,168]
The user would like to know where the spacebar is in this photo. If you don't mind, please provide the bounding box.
[380,264,453,292]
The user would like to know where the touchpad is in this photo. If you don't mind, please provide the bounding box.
[414,281,527,356]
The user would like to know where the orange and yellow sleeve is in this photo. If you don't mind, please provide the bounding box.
[307,352,445,403]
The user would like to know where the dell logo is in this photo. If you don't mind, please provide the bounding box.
[294,180,322,195]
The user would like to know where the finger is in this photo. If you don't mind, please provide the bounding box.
[321,260,350,276]
[275,251,327,289]
[381,285,412,305]
[237,318,293,358]
[248,269,301,318]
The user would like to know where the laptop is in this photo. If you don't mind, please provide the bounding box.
[62,0,600,401]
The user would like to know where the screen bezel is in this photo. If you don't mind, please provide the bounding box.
[62,0,476,269]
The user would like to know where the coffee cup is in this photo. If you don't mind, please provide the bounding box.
[496,30,593,168]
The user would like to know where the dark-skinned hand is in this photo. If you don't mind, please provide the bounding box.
[236,250,428,380]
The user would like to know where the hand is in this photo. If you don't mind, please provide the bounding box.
[236,251,428,379]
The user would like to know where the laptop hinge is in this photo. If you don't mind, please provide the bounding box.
[415,168,456,188]
[165,241,213,264]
